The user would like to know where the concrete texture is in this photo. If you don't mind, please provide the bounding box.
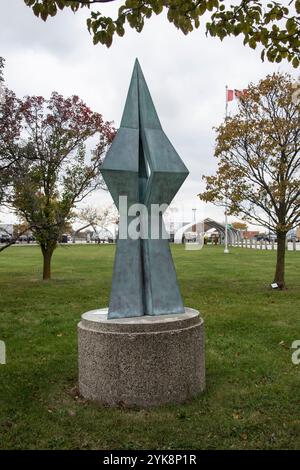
[78,308,205,407]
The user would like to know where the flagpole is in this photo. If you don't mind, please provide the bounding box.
[224,85,229,254]
[225,84,228,119]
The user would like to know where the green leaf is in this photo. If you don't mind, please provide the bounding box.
[32,3,41,17]
[248,37,257,49]
[48,2,57,17]
[286,18,297,35]
[56,0,65,10]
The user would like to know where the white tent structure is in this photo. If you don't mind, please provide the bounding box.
[174,218,242,245]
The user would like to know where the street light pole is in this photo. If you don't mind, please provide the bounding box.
[224,196,229,254]
[192,208,196,231]
[224,85,229,254]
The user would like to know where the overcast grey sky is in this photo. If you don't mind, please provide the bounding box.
[0,0,296,227]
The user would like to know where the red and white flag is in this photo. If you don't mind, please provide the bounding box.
[226,89,234,102]
[226,89,247,102]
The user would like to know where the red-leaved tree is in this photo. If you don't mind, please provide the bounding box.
[0,90,115,279]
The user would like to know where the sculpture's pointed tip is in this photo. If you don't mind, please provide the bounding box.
[133,58,142,74]
[120,58,161,130]
[118,60,142,129]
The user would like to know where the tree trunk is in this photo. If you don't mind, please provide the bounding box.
[274,232,286,289]
[41,244,56,280]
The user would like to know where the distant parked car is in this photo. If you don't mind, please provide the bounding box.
[0,235,11,243]
[254,234,269,241]
[286,235,298,242]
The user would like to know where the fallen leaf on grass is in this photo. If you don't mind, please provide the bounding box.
[279,340,289,350]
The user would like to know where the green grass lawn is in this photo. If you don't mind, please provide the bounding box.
[0,244,299,450]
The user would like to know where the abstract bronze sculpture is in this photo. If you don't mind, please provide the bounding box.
[78,61,205,407]
[101,59,189,319]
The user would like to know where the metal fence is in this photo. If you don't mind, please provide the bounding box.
[231,239,300,251]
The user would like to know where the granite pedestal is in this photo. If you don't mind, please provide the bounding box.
[78,308,205,408]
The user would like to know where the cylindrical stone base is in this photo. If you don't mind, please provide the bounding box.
[78,308,205,408]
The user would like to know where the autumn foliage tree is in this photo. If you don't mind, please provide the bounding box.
[200,73,300,289]
[0,57,25,206]
[24,0,300,66]
[0,57,4,83]
[232,221,248,231]
[1,91,115,279]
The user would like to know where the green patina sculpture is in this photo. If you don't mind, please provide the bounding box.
[101,59,189,319]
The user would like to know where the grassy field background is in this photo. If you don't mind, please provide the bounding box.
[0,244,299,450]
